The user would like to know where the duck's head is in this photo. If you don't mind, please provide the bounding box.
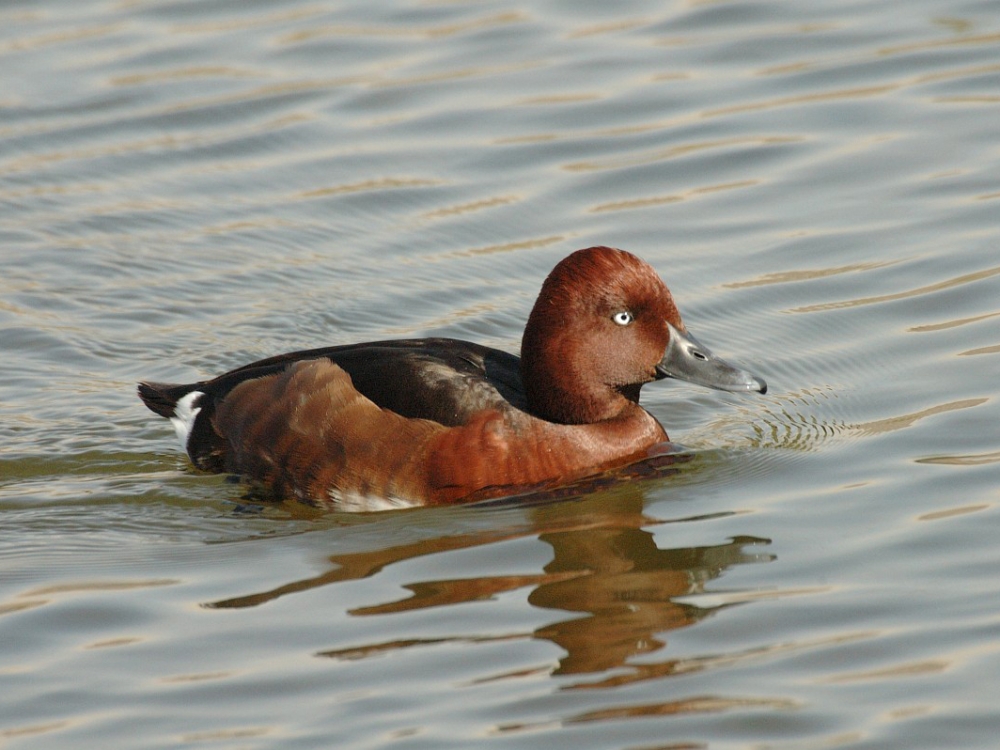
[521,246,766,424]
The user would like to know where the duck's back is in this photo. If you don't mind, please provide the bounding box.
[263,338,527,426]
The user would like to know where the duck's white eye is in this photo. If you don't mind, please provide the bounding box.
[612,311,633,326]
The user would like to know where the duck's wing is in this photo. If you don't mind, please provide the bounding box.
[314,338,527,424]
[138,338,526,471]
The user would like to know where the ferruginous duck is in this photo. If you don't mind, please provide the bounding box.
[139,246,766,508]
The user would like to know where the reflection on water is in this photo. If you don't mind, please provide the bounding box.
[916,450,1000,467]
[212,489,772,686]
[790,262,1000,314]
[531,531,769,679]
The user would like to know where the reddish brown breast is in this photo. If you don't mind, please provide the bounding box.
[419,404,668,504]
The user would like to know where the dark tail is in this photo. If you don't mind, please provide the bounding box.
[138,381,191,418]
[139,380,227,472]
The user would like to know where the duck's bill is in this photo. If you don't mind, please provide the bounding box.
[655,323,767,394]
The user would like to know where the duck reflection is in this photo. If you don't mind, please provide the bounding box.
[531,527,767,679]
[209,481,772,684]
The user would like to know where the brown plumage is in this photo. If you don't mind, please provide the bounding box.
[139,246,766,508]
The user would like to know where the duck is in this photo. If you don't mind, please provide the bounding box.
[139,246,766,508]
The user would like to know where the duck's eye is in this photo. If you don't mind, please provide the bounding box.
[612,311,634,326]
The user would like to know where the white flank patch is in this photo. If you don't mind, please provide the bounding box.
[329,489,420,513]
[169,391,204,452]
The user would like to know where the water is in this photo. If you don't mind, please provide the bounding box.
[2,0,999,747]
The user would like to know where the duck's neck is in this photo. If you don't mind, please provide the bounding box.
[520,343,637,425]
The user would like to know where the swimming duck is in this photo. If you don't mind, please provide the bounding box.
[139,246,766,507]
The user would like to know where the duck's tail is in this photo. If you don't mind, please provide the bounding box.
[138,381,191,418]
[138,381,227,472]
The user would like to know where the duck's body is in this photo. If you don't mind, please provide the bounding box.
[139,247,766,507]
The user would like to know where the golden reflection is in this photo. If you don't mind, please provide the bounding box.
[370,61,540,89]
[22,579,178,596]
[296,177,440,200]
[959,343,1000,357]
[109,66,257,87]
[493,59,999,153]
[935,96,1000,105]
[496,695,798,733]
[160,671,235,684]
[0,182,103,201]
[568,629,872,691]
[0,24,122,54]
[908,310,1000,332]
[758,61,815,76]
[851,398,987,437]
[791,264,1000,313]
[567,19,649,39]
[823,659,949,683]
[0,599,45,617]
[199,218,295,236]
[564,695,798,722]
[878,32,1000,57]
[85,637,142,650]
[209,477,773,685]
[564,136,800,173]
[514,93,601,106]
[704,84,896,119]
[386,233,565,264]
[172,7,321,36]
[934,17,975,34]
[180,727,272,742]
[421,194,520,220]
[277,12,527,44]
[456,234,566,257]
[2,134,198,176]
[918,504,990,521]
[2,101,313,176]
[917,450,1000,467]
[590,180,756,214]
[492,133,559,145]
[322,633,526,662]
[0,721,72,741]
[725,260,899,289]
[0,578,179,619]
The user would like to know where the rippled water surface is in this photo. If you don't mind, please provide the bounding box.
[3,0,1000,747]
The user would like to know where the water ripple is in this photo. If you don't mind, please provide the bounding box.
[791,263,1000,313]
